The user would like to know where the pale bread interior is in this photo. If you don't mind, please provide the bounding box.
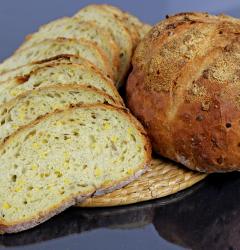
[18,18,120,80]
[0,55,98,83]
[0,105,148,228]
[100,4,140,47]
[0,85,117,144]
[0,38,113,79]
[0,63,122,105]
[75,5,133,86]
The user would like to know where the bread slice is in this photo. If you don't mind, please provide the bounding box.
[0,84,118,144]
[99,4,140,49]
[0,104,151,233]
[0,38,113,80]
[18,18,120,80]
[140,24,152,39]
[0,55,109,83]
[0,62,123,105]
[100,4,140,47]
[74,5,133,87]
[100,5,152,40]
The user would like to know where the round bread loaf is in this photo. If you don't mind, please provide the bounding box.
[127,12,240,173]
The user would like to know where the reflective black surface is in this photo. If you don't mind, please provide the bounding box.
[1,1,240,249]
[2,174,240,250]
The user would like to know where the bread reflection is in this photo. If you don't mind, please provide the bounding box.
[154,172,240,250]
[0,203,154,247]
[0,181,200,247]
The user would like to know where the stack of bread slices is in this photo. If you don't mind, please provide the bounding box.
[0,4,152,233]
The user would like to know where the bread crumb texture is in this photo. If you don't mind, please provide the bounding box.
[0,105,150,230]
[0,85,117,144]
[0,63,122,104]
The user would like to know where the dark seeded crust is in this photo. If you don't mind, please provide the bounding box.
[0,104,151,233]
[127,12,240,173]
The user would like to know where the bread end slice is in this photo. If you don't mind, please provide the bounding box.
[0,104,151,233]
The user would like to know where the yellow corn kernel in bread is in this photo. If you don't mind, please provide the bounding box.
[127,169,134,175]
[111,136,118,143]
[94,167,103,177]
[2,203,11,210]
[32,143,40,150]
[31,164,38,171]
[103,122,111,130]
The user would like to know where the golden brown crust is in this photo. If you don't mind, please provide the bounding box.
[0,104,151,233]
[127,12,240,173]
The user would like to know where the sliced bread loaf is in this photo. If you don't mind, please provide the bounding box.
[0,38,113,80]
[18,18,120,80]
[0,62,123,105]
[0,84,118,144]
[0,104,151,233]
[74,5,133,87]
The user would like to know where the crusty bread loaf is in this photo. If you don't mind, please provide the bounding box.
[0,104,151,233]
[0,55,95,83]
[0,62,123,105]
[0,84,118,144]
[18,18,120,80]
[0,38,113,80]
[74,5,133,87]
[127,12,240,172]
